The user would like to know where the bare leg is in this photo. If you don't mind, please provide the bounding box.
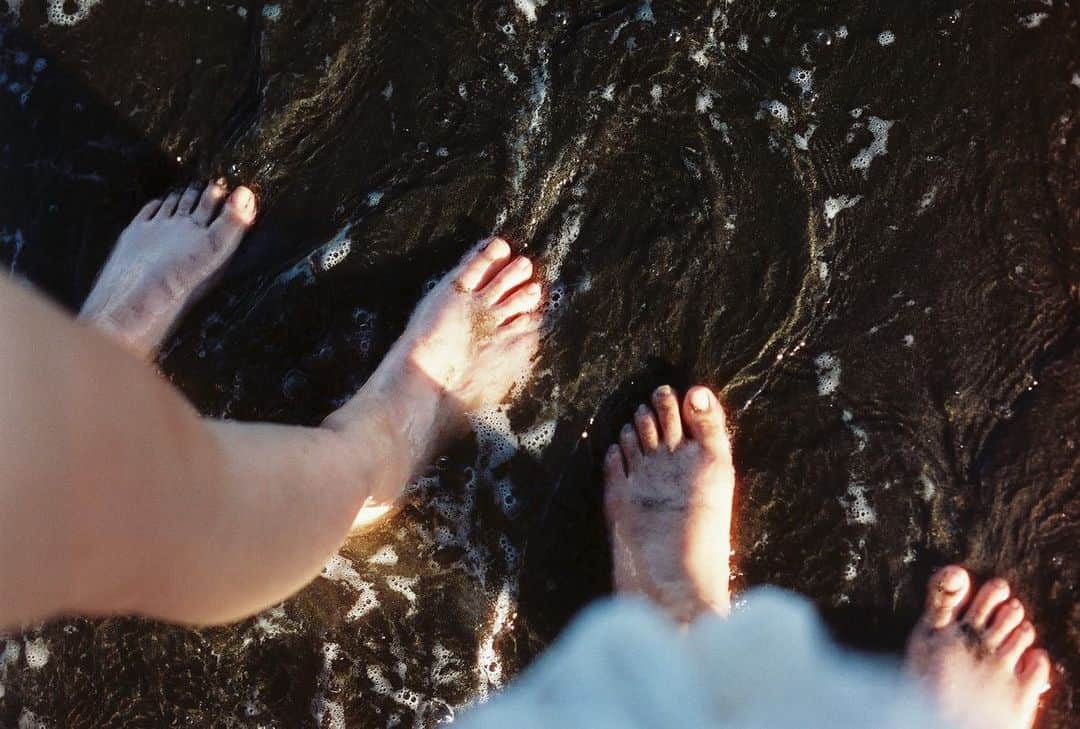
[0,217,540,627]
[603,385,735,622]
[905,566,1052,729]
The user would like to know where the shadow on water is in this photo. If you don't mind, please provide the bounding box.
[1,1,1078,728]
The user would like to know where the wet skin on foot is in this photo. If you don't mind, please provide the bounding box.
[906,565,1051,729]
[603,384,735,622]
[80,179,257,359]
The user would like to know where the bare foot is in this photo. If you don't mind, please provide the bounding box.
[603,385,735,622]
[326,237,543,529]
[80,179,257,358]
[905,566,1052,729]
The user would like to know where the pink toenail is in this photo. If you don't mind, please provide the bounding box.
[690,389,711,411]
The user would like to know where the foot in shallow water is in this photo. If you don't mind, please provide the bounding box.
[905,566,1052,729]
[603,385,735,622]
[327,237,543,529]
[80,179,256,358]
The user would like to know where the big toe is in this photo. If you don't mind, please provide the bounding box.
[207,186,257,256]
[682,387,729,455]
[922,565,973,630]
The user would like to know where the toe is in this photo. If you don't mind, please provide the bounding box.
[619,424,641,470]
[177,182,201,216]
[500,310,542,337]
[207,186,257,256]
[983,598,1025,653]
[604,444,627,484]
[155,191,182,219]
[1017,649,1051,696]
[480,255,534,305]
[633,404,661,451]
[192,178,227,226]
[996,621,1036,668]
[651,386,683,449]
[681,387,729,455]
[456,237,513,292]
[964,577,1011,631]
[494,282,542,323]
[137,199,163,221]
[921,565,973,630]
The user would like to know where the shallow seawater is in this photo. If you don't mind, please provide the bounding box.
[0,1,1077,727]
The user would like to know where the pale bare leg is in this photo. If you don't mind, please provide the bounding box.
[80,179,256,359]
[905,566,1052,729]
[603,385,735,622]
[0,228,540,627]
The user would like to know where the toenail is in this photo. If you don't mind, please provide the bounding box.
[215,177,227,187]
[231,187,254,208]
[690,389,711,412]
[655,385,672,397]
[636,404,649,417]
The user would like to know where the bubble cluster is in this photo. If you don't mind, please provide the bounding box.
[823,195,862,223]
[761,99,791,124]
[877,30,895,46]
[367,545,399,566]
[788,67,814,98]
[318,235,352,272]
[23,638,49,669]
[814,352,841,395]
[840,483,877,525]
[849,116,894,176]
[44,0,100,26]
[321,555,380,620]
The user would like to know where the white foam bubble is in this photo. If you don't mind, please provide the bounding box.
[762,100,790,124]
[321,554,380,620]
[650,84,663,104]
[877,30,895,46]
[262,4,282,22]
[850,116,894,176]
[1072,73,1080,89]
[4,1,23,20]
[903,334,915,347]
[841,410,868,451]
[514,0,547,23]
[311,642,345,729]
[367,545,399,566]
[788,67,813,97]
[835,25,849,39]
[814,353,841,396]
[610,1,655,43]
[600,83,615,101]
[919,473,937,501]
[45,0,100,26]
[823,195,861,223]
[317,225,353,271]
[254,604,290,638]
[840,483,877,525]
[917,185,938,213]
[16,708,45,729]
[381,81,393,99]
[737,34,750,51]
[386,575,419,603]
[476,580,515,698]
[695,91,714,113]
[1019,12,1049,29]
[794,123,817,150]
[366,190,383,207]
[24,638,49,669]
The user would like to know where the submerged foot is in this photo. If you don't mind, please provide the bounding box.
[603,385,735,622]
[905,566,1051,729]
[80,179,257,358]
[327,237,543,529]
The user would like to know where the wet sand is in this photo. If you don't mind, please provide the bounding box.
[0,2,1076,727]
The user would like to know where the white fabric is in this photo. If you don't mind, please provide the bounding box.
[460,588,950,728]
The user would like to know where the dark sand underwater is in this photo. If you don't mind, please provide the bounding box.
[0,1,1077,727]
